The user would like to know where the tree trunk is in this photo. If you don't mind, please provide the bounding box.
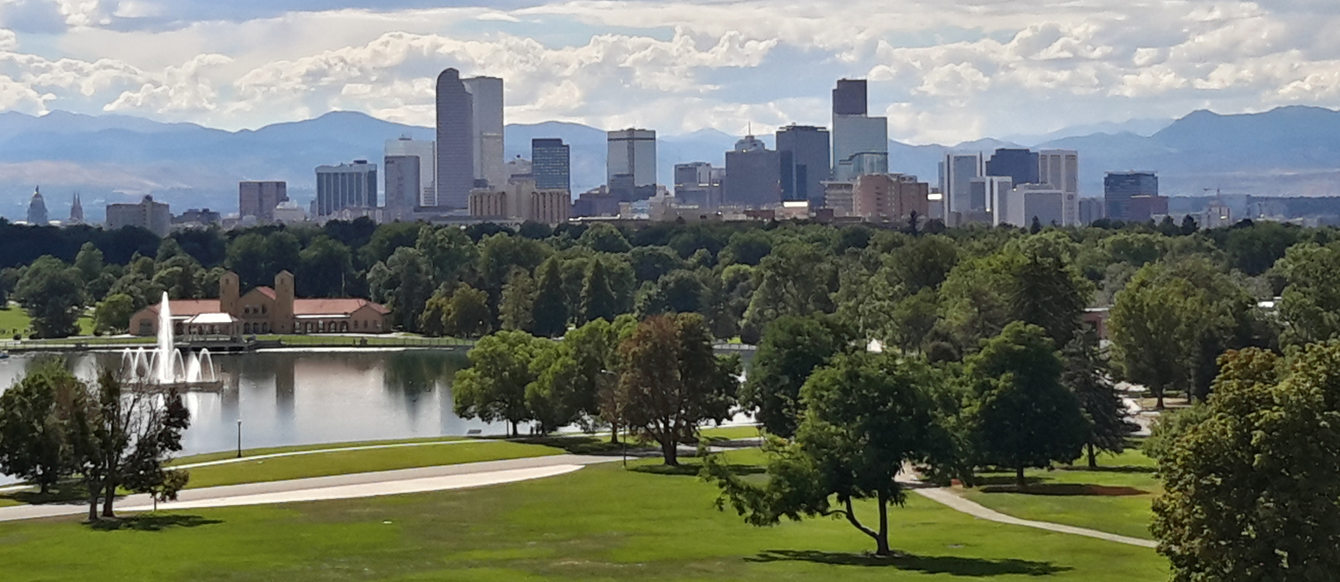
[1015,465,1027,490]
[86,485,99,523]
[875,489,891,556]
[101,481,116,518]
[661,438,678,466]
[1087,443,1098,470]
[509,421,517,438]
[609,422,619,444]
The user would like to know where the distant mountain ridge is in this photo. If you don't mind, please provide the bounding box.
[4,105,1340,221]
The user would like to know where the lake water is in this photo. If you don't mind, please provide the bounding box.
[0,349,506,469]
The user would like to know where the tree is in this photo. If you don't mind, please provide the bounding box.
[0,359,82,493]
[368,247,434,332]
[92,293,136,335]
[741,315,850,437]
[73,242,104,283]
[577,223,631,254]
[1275,242,1340,345]
[416,226,477,285]
[14,256,85,338]
[1062,331,1138,468]
[617,314,738,465]
[629,246,683,282]
[720,230,772,266]
[498,269,536,332]
[443,284,493,338]
[1002,234,1093,348]
[579,259,618,324]
[1150,346,1340,579]
[742,243,836,341]
[965,322,1087,488]
[531,257,568,337]
[452,331,546,436]
[706,351,950,556]
[297,236,353,297]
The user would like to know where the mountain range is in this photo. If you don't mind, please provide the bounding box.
[4,106,1340,221]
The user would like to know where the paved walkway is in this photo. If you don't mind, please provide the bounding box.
[0,454,619,523]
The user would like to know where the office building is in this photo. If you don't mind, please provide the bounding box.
[674,162,723,210]
[26,186,48,226]
[724,135,782,209]
[1129,195,1170,222]
[998,184,1064,228]
[435,68,475,209]
[852,174,929,224]
[68,192,83,225]
[831,79,888,182]
[107,195,171,236]
[970,176,1013,216]
[468,176,570,225]
[1038,149,1079,226]
[608,128,657,188]
[1104,171,1159,221]
[823,181,856,216]
[940,152,985,217]
[385,137,435,208]
[532,138,571,192]
[383,155,420,222]
[985,148,1039,186]
[462,76,505,189]
[832,79,868,116]
[239,181,288,222]
[505,156,532,180]
[1078,197,1104,225]
[316,160,378,217]
[777,125,830,206]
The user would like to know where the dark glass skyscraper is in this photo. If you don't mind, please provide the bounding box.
[832,79,868,116]
[436,68,474,210]
[1104,171,1159,221]
[531,138,570,192]
[776,124,830,206]
[985,148,1039,186]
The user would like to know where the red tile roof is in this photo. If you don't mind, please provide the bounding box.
[293,299,390,316]
[144,300,221,317]
[252,287,277,299]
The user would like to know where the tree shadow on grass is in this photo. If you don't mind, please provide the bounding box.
[977,484,1147,497]
[629,463,765,477]
[2,482,90,506]
[90,514,223,532]
[1069,465,1155,475]
[748,550,1071,576]
[511,435,649,456]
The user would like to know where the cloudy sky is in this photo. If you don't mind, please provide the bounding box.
[0,0,1337,144]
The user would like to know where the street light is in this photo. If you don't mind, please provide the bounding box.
[236,419,242,459]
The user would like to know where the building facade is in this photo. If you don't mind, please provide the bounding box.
[852,174,929,224]
[608,128,657,188]
[383,155,420,222]
[129,271,390,337]
[724,135,782,209]
[673,162,723,210]
[468,177,570,225]
[831,78,887,182]
[385,137,435,208]
[1038,149,1080,226]
[316,160,377,217]
[970,176,1013,218]
[832,78,868,116]
[777,124,831,207]
[106,195,171,236]
[26,187,48,226]
[532,138,571,192]
[462,75,505,189]
[999,185,1064,228]
[435,68,475,210]
[940,152,985,218]
[239,181,288,222]
[985,148,1039,186]
[68,192,83,225]
[1104,171,1159,222]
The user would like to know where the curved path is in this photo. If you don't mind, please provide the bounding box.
[0,454,619,523]
[910,486,1156,549]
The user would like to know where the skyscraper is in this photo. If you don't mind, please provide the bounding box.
[776,124,830,206]
[608,128,657,188]
[940,153,985,216]
[985,148,1040,186]
[462,76,505,189]
[239,181,288,222]
[386,137,435,207]
[830,79,888,181]
[724,135,782,209]
[383,155,420,222]
[1038,149,1079,226]
[27,186,48,226]
[316,160,378,217]
[1104,171,1159,221]
[531,138,570,192]
[106,195,170,236]
[435,68,474,210]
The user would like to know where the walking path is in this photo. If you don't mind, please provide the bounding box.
[910,486,1156,548]
[0,454,619,523]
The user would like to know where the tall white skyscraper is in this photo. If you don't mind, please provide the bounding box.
[1038,149,1079,226]
[940,152,985,217]
[385,137,436,208]
[607,128,657,187]
[463,76,505,189]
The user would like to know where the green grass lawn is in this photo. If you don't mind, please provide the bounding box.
[956,447,1160,541]
[0,305,31,338]
[0,450,1167,581]
[173,436,470,465]
[700,424,763,440]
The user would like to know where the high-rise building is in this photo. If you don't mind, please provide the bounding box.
[26,186,48,226]
[832,79,868,116]
[68,192,83,225]
[239,181,288,222]
[830,79,887,182]
[1078,197,1104,225]
[316,160,378,217]
[383,156,420,222]
[435,68,474,210]
[970,176,1013,218]
[1104,171,1159,221]
[985,148,1040,186]
[462,76,505,189]
[1038,149,1079,226]
[852,173,929,224]
[674,162,723,210]
[940,153,985,217]
[608,128,657,188]
[386,137,435,208]
[777,124,831,206]
[724,135,782,209]
[107,195,171,236]
[532,138,570,192]
[999,185,1064,228]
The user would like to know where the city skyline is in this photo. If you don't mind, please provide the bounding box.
[2,2,1339,145]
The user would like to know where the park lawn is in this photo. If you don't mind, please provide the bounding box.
[699,424,763,440]
[0,451,1168,582]
[956,447,1160,541]
[0,305,30,337]
[173,435,470,465]
[181,440,564,489]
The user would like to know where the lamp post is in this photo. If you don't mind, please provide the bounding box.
[236,418,242,458]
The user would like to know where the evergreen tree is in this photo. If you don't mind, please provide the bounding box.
[499,269,537,332]
[532,257,569,337]
[580,259,618,324]
[1063,331,1138,468]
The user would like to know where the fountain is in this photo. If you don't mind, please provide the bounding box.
[121,292,222,391]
